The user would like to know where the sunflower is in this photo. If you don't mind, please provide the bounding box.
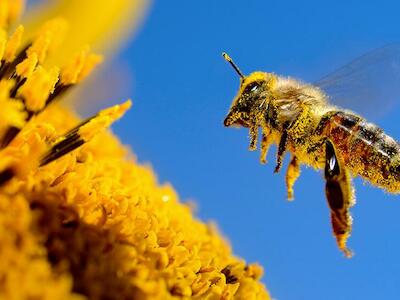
[0,1,270,299]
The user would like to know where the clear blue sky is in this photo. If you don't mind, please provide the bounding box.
[111,1,400,299]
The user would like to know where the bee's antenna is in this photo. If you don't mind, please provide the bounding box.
[222,52,245,79]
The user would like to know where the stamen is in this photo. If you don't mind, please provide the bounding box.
[0,167,14,185]
[33,18,68,55]
[26,32,51,64]
[18,66,59,112]
[24,19,68,64]
[45,82,72,106]
[0,79,26,148]
[15,53,38,79]
[3,25,24,63]
[0,80,26,128]
[77,53,103,83]
[61,46,103,85]
[0,18,102,149]
[0,43,29,80]
[40,100,132,166]
[0,127,21,148]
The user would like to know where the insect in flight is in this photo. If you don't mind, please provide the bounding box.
[222,48,400,257]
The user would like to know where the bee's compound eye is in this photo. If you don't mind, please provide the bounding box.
[251,85,259,92]
[244,82,260,94]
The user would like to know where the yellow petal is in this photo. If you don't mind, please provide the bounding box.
[0,29,7,61]
[0,0,25,29]
[22,0,150,65]
[0,1,8,29]
[7,0,25,25]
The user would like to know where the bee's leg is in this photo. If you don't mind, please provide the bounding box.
[324,139,355,258]
[285,156,300,201]
[260,131,273,164]
[274,130,288,173]
[249,125,259,151]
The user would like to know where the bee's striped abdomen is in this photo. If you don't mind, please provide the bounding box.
[320,111,400,192]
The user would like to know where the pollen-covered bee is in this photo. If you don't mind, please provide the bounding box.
[222,51,400,258]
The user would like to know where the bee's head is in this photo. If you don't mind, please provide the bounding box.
[222,53,276,128]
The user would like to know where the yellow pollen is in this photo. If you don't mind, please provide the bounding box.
[0,1,271,299]
[18,65,59,112]
[0,79,13,101]
[60,46,103,85]
[79,100,132,142]
[33,18,68,56]
[26,18,68,64]
[16,53,38,79]
[77,53,103,83]
[0,80,26,132]
[4,25,24,62]
[26,31,51,63]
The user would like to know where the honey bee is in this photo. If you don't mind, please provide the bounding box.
[222,51,400,258]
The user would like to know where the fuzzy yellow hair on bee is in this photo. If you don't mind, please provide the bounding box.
[223,52,400,258]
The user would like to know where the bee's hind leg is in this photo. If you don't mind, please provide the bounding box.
[324,139,355,258]
[286,156,300,201]
[274,130,288,173]
[260,131,273,164]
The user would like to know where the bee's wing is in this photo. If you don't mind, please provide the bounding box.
[314,44,400,120]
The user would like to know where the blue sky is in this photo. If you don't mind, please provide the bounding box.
[111,1,400,299]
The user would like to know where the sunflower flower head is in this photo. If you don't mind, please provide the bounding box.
[0,1,271,299]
